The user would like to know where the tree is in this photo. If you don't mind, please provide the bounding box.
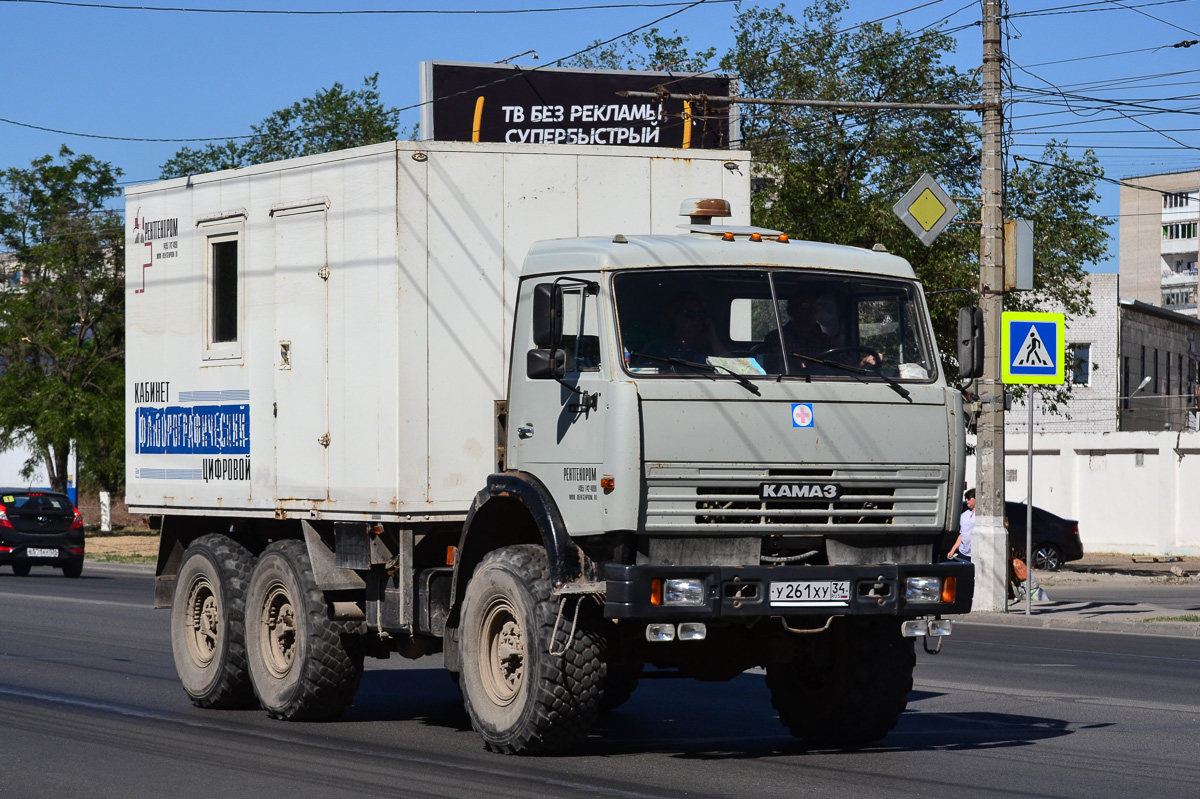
[565,27,716,72]
[720,1,1108,384]
[160,73,402,178]
[0,146,125,493]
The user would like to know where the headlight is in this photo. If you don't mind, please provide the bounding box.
[905,576,943,603]
[663,578,705,606]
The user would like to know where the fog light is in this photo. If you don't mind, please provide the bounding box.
[646,623,676,642]
[900,619,954,638]
[905,576,942,603]
[677,622,707,641]
[663,578,705,606]
[928,618,953,637]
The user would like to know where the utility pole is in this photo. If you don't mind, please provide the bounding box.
[975,0,1007,612]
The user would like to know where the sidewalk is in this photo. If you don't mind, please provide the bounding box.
[960,553,1200,638]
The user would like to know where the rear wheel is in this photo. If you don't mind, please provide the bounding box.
[12,562,31,577]
[170,534,258,709]
[459,545,604,754]
[62,559,83,579]
[245,540,363,721]
[766,617,915,747]
[1032,543,1063,571]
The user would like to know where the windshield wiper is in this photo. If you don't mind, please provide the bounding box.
[629,352,762,396]
[790,353,912,402]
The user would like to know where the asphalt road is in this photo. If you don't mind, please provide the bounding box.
[2,563,1199,799]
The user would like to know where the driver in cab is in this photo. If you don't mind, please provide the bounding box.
[759,289,879,374]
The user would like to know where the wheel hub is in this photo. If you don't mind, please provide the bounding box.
[261,582,297,678]
[186,576,219,666]
[480,600,524,706]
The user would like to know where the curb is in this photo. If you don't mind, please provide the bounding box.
[960,610,1200,638]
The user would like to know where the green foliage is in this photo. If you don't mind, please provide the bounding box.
[160,74,402,178]
[565,27,716,72]
[0,146,125,493]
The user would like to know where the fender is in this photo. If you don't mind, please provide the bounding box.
[446,471,600,631]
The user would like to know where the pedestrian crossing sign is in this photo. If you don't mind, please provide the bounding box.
[1001,312,1065,384]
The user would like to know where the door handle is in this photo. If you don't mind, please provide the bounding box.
[517,424,535,439]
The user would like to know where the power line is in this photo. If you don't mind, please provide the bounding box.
[0,0,735,14]
[1010,0,1198,19]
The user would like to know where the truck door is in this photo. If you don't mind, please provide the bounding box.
[272,204,330,501]
[509,279,608,534]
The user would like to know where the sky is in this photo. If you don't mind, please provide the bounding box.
[4,0,1200,273]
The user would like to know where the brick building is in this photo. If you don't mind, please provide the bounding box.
[1006,273,1200,434]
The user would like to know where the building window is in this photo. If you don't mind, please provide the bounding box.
[1123,356,1130,408]
[1163,192,1194,208]
[1167,351,1172,398]
[1070,343,1091,385]
[1154,348,1160,393]
[1162,222,1198,240]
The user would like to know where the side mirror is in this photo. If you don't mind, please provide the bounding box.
[527,347,566,380]
[957,306,984,380]
[532,283,563,348]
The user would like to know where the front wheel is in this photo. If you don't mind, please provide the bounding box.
[766,617,914,747]
[459,545,604,754]
[245,540,363,721]
[170,534,258,709]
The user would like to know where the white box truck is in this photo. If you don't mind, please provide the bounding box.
[127,139,975,755]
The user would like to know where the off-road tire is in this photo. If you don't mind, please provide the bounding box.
[11,562,30,577]
[459,545,604,755]
[170,534,258,709]
[766,617,915,747]
[245,539,363,721]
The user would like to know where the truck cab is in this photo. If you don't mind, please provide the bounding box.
[444,201,973,750]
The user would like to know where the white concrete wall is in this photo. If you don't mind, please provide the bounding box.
[967,430,1200,556]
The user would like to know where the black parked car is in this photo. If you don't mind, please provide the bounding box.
[0,489,85,578]
[1005,501,1083,571]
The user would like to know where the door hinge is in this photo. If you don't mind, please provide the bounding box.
[318,266,330,281]
[317,433,331,447]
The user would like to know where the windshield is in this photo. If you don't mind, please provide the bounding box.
[614,269,937,382]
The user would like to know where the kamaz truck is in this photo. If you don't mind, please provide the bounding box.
[126,139,974,754]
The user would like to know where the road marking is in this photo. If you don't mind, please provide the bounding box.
[0,591,149,610]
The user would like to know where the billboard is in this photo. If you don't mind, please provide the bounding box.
[419,61,738,150]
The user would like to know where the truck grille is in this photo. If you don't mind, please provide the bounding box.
[644,464,947,533]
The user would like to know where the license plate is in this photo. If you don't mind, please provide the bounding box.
[770,580,851,606]
[759,482,842,501]
[26,547,59,558]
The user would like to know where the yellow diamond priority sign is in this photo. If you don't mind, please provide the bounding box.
[893,173,958,247]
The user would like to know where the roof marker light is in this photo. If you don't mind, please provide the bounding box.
[722,231,735,241]
[777,233,790,243]
[749,232,762,242]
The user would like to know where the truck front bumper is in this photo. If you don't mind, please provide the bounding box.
[603,561,974,620]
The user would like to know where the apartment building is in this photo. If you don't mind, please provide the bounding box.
[1118,169,1199,316]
